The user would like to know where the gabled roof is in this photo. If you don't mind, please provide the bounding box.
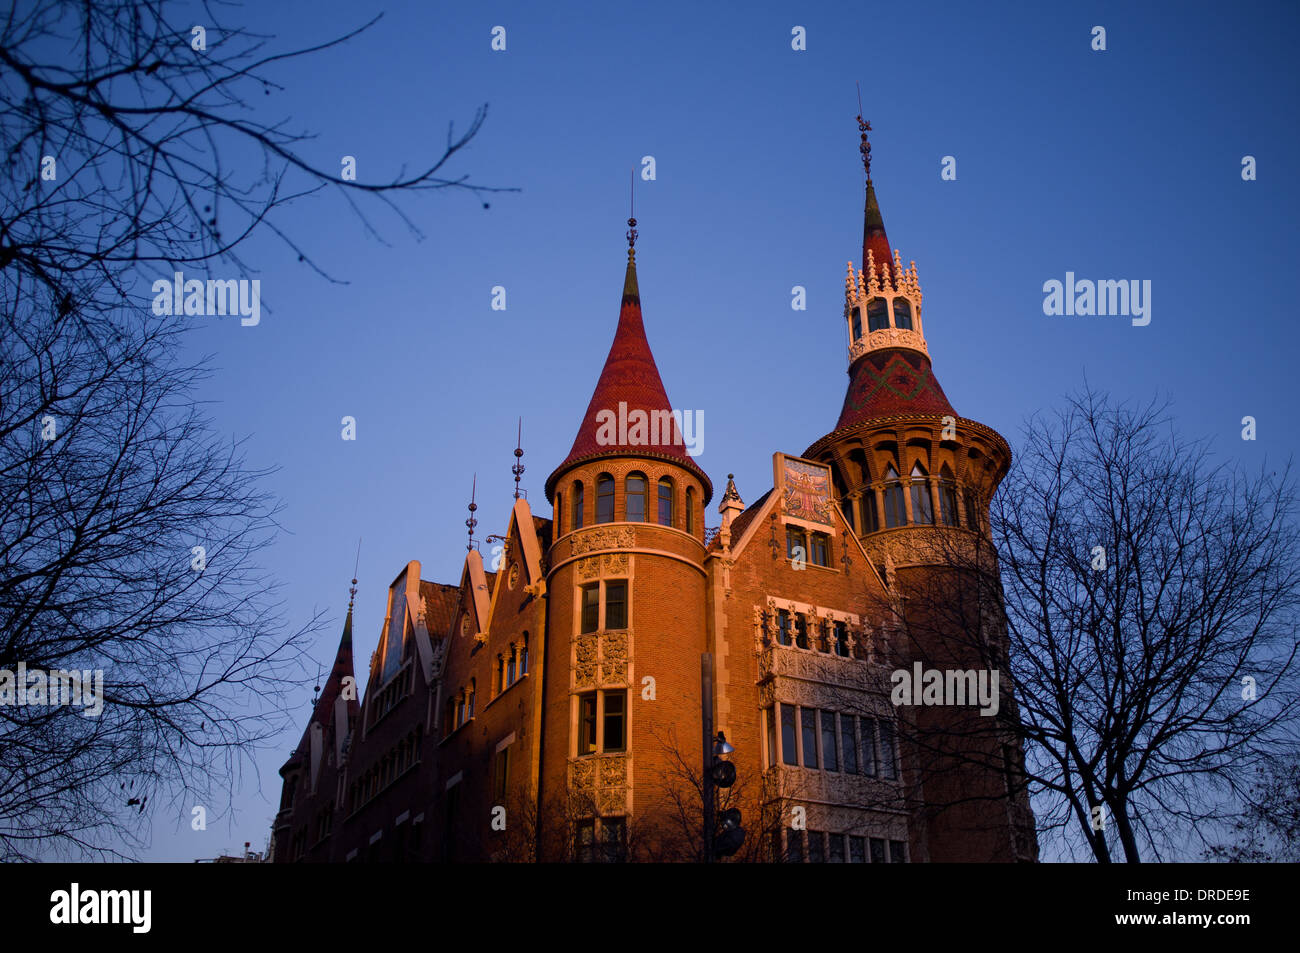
[419,580,461,640]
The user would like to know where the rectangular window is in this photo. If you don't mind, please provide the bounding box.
[869,837,886,863]
[834,620,849,657]
[776,609,791,646]
[786,526,807,562]
[879,719,897,779]
[861,717,877,776]
[765,707,777,770]
[810,532,829,567]
[842,496,855,530]
[604,580,628,630]
[889,840,907,863]
[801,707,819,769]
[821,710,838,772]
[849,836,866,863]
[787,830,804,863]
[781,704,798,766]
[603,692,626,752]
[794,613,809,649]
[578,693,597,755]
[600,818,627,863]
[817,620,830,653]
[841,714,858,774]
[829,834,846,863]
[575,819,595,863]
[807,830,825,863]
[580,584,600,633]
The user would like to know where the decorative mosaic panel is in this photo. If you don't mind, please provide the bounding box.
[779,456,833,526]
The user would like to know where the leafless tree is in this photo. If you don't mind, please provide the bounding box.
[1202,754,1300,862]
[906,388,1300,862]
[0,0,507,859]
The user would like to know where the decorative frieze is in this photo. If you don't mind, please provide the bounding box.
[570,528,636,555]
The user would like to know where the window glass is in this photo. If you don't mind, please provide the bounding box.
[657,478,674,526]
[596,475,614,523]
[572,482,585,530]
[626,474,647,522]
[578,694,597,755]
[808,830,825,863]
[821,710,838,772]
[580,584,600,633]
[850,836,866,863]
[810,533,829,567]
[879,720,897,779]
[829,834,846,863]
[801,707,819,768]
[910,464,934,525]
[686,487,695,534]
[605,580,628,630]
[781,704,798,766]
[893,297,913,330]
[603,692,626,751]
[841,714,858,773]
[867,297,889,332]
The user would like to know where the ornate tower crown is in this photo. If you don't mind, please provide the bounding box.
[844,116,926,365]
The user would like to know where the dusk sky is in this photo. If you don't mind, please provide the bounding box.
[144,0,1298,860]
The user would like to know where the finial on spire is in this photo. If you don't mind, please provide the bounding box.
[856,83,872,181]
[466,474,478,551]
[627,169,638,256]
[512,418,525,500]
[348,538,361,609]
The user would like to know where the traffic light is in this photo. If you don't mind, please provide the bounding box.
[715,807,745,857]
[710,731,746,857]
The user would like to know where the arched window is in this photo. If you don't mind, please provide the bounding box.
[841,495,855,531]
[572,481,585,530]
[685,487,695,534]
[596,474,614,523]
[520,633,529,676]
[555,493,563,535]
[964,487,981,531]
[893,297,913,330]
[657,477,675,526]
[466,679,475,720]
[506,644,517,687]
[938,464,959,526]
[851,306,862,341]
[626,473,648,522]
[910,463,934,525]
[867,297,889,332]
[883,466,906,528]
[496,654,505,695]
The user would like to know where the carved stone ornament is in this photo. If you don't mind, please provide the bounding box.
[570,527,636,555]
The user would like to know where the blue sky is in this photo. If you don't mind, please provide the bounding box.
[142,0,1299,859]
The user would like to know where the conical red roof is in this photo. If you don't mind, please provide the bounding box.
[836,348,956,429]
[863,179,897,286]
[546,250,711,502]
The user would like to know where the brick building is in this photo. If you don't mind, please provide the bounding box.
[271,125,1038,863]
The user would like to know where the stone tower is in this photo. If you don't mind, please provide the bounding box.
[802,119,1037,862]
[539,221,714,858]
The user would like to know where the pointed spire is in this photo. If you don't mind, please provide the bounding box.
[857,106,894,287]
[545,216,712,503]
[720,473,743,507]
